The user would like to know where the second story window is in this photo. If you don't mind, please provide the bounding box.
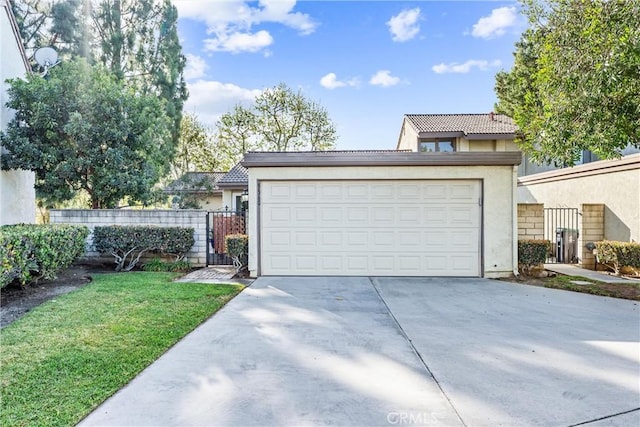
[419,140,455,152]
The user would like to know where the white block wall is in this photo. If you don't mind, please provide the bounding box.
[49,209,209,266]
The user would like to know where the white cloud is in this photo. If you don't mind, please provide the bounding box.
[205,30,274,54]
[183,80,262,128]
[319,73,359,90]
[173,0,318,54]
[183,54,207,80]
[471,6,518,39]
[432,59,502,74]
[369,70,401,87]
[386,8,421,42]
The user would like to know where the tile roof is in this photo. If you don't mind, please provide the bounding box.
[405,113,518,135]
[164,172,225,193]
[217,162,248,187]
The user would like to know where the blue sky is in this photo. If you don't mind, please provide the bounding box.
[173,1,526,150]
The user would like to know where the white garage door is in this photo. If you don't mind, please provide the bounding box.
[260,180,481,276]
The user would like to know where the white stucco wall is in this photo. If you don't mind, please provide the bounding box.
[247,165,517,278]
[1,1,36,225]
[396,121,418,151]
[518,155,640,243]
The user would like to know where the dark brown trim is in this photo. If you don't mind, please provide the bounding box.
[216,183,248,189]
[418,131,463,138]
[518,154,640,186]
[242,151,522,167]
[466,133,516,140]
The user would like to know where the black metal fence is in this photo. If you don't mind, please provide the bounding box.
[544,207,580,263]
[206,209,246,266]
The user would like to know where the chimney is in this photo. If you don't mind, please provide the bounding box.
[489,111,495,121]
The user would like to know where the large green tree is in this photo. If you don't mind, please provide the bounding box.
[495,0,640,166]
[12,0,187,145]
[1,59,172,209]
[171,113,235,180]
[216,83,337,163]
[93,0,187,144]
[10,0,89,64]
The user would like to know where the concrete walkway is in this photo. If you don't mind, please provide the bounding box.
[544,263,640,284]
[80,277,640,426]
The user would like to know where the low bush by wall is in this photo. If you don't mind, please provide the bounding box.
[1,224,89,288]
[595,241,640,275]
[518,239,552,274]
[94,225,195,272]
[49,209,209,266]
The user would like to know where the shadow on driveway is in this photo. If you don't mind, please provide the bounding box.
[80,277,639,426]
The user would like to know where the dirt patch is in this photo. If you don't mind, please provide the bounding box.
[499,274,640,301]
[0,264,115,328]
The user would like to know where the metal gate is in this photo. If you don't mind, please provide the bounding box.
[206,209,246,266]
[544,208,579,264]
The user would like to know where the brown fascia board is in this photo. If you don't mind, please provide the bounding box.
[216,182,248,189]
[466,133,516,140]
[417,131,464,138]
[417,132,516,140]
[242,151,522,167]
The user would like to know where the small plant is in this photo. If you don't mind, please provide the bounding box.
[518,239,552,275]
[143,258,192,273]
[225,234,248,272]
[142,258,167,272]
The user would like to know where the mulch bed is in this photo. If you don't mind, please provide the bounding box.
[0,264,115,328]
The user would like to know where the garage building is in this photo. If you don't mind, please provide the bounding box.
[243,151,521,278]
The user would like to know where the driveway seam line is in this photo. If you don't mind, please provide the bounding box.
[368,277,468,427]
[566,407,640,427]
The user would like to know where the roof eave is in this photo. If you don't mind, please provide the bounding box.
[242,151,522,167]
[466,133,516,140]
[417,131,465,138]
[217,182,248,189]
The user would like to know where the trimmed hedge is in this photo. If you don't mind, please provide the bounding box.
[225,234,248,271]
[518,239,551,274]
[595,241,640,275]
[0,224,89,288]
[94,225,195,272]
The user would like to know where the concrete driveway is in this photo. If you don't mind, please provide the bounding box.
[80,277,640,427]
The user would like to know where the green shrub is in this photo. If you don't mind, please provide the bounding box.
[518,239,551,274]
[225,234,248,271]
[0,224,88,288]
[595,241,640,275]
[94,226,194,272]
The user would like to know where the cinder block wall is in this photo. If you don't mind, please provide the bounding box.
[580,204,605,270]
[50,209,209,266]
[517,204,544,240]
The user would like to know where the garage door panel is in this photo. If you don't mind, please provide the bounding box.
[266,183,291,200]
[261,180,481,276]
[295,231,316,246]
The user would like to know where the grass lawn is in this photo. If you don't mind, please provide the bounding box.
[503,273,640,300]
[543,274,640,300]
[0,272,243,427]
